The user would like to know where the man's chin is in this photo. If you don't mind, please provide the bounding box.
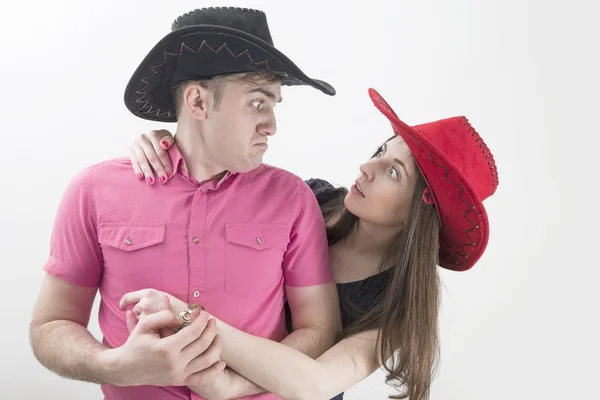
[232,157,263,173]
[249,154,265,167]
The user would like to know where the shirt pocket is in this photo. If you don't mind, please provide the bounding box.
[224,222,289,295]
[98,222,166,291]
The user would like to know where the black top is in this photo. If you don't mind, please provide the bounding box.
[285,178,391,331]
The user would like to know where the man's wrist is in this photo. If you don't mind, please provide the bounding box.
[93,348,126,386]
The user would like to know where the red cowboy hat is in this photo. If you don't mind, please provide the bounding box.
[368,88,499,271]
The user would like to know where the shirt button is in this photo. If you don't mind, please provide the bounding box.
[192,237,199,244]
[200,187,205,193]
[255,237,262,245]
[124,237,132,245]
[193,291,200,298]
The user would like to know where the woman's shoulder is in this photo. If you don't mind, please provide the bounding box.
[304,178,348,209]
[304,177,336,191]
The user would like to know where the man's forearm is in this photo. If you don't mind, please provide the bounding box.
[189,326,336,399]
[30,320,114,384]
[281,326,337,358]
[188,367,265,399]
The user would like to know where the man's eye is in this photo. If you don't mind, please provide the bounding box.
[251,100,264,109]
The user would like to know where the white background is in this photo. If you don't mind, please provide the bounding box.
[1,0,599,399]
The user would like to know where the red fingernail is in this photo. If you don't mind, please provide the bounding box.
[147,176,154,184]
[166,172,171,178]
[160,175,167,183]
[161,141,169,148]
[136,172,143,180]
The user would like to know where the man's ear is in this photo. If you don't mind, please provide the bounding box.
[182,82,211,120]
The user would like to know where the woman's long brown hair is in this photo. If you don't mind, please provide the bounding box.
[322,138,442,400]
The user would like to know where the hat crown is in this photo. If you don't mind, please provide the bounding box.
[171,7,274,46]
[411,117,499,201]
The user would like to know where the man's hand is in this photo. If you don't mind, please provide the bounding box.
[100,308,225,387]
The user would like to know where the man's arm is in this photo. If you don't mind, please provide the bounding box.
[281,283,341,356]
[30,167,114,383]
[29,274,112,383]
[279,179,341,357]
[34,168,222,389]
[32,275,222,387]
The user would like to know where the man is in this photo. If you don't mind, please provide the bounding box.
[30,7,341,400]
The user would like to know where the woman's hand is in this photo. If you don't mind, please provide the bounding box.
[128,129,175,185]
[119,288,188,335]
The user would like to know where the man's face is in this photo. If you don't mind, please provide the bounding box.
[201,79,282,173]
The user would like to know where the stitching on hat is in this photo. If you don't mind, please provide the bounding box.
[135,40,274,118]
[410,126,479,267]
[432,155,478,266]
[461,117,499,196]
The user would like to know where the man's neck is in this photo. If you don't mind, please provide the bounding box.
[174,124,227,184]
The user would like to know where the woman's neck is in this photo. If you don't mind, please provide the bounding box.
[329,219,400,283]
[341,219,400,258]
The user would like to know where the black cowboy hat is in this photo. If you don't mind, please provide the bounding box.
[124,7,336,122]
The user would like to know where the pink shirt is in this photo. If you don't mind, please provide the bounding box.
[43,145,333,400]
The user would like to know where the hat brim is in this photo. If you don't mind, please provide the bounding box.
[368,88,489,271]
[125,25,336,122]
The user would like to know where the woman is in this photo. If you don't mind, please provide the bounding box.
[122,88,499,399]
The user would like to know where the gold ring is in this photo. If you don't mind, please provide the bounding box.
[175,304,205,332]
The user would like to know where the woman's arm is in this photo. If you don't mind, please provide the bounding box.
[217,318,382,400]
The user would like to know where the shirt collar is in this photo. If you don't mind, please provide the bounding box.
[169,143,238,189]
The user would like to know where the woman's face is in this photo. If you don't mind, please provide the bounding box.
[345,135,418,227]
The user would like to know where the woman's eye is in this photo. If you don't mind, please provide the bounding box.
[390,168,399,180]
[375,149,384,157]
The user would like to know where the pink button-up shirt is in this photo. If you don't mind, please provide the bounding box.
[43,145,333,399]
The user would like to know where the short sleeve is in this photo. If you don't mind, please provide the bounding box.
[283,180,334,287]
[43,167,103,287]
